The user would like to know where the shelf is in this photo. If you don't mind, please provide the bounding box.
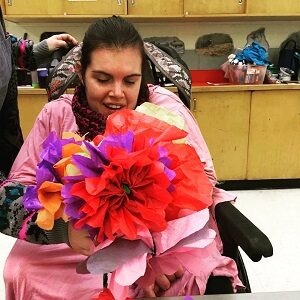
[5,14,300,23]
[17,84,300,96]
[184,14,300,22]
[191,83,300,93]
[4,14,184,23]
[18,87,74,94]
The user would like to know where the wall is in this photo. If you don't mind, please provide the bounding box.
[6,20,300,68]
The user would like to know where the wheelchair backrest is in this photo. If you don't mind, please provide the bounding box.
[46,42,191,108]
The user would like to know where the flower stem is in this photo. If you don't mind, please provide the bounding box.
[152,239,156,256]
[103,273,108,288]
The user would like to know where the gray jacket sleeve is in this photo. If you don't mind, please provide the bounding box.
[33,39,52,67]
[0,179,69,245]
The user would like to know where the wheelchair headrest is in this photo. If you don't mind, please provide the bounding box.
[144,42,191,108]
[46,42,191,107]
[46,43,82,102]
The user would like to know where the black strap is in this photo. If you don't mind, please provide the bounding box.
[282,39,297,50]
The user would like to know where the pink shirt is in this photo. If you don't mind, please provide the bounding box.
[6,85,240,299]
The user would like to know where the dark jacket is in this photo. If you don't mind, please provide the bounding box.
[0,7,49,176]
[0,7,23,176]
[0,7,68,244]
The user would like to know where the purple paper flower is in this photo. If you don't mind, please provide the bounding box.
[23,185,43,211]
[23,131,66,212]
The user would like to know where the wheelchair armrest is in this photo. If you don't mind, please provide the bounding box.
[215,201,273,262]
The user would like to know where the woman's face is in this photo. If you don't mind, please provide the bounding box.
[81,47,142,117]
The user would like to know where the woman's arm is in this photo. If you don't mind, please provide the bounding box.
[33,33,78,67]
[10,33,78,70]
[0,104,69,244]
[0,179,68,244]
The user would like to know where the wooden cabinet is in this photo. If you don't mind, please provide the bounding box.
[18,91,48,138]
[19,89,252,181]
[3,0,300,21]
[3,0,126,16]
[4,0,183,17]
[192,91,250,180]
[193,86,300,180]
[184,0,246,15]
[18,86,300,180]
[247,90,300,179]
[247,0,300,14]
[0,0,5,13]
[4,0,63,15]
[128,0,183,16]
[63,0,126,15]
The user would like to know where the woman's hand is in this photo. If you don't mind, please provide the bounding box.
[143,266,185,297]
[68,223,95,256]
[46,33,78,52]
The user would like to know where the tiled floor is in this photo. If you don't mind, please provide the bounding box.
[1,188,300,299]
[0,234,15,299]
[234,188,300,293]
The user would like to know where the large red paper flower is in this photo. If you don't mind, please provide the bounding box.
[70,142,173,241]
[64,109,213,243]
[92,288,133,300]
[92,288,115,300]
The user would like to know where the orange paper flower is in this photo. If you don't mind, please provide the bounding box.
[36,181,64,230]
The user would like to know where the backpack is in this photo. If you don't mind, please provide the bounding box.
[278,39,299,80]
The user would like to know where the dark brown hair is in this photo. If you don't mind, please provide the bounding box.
[81,16,149,104]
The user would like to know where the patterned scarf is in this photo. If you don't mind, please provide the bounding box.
[72,85,107,140]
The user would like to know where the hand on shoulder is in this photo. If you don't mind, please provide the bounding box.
[46,33,78,52]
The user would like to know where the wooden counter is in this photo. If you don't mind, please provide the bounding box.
[190,84,300,180]
[18,83,300,95]
[17,87,73,139]
[191,83,300,92]
[18,84,300,180]
[17,88,49,139]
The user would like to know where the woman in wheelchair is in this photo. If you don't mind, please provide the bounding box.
[0,16,243,299]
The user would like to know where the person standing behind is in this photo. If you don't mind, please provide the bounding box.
[0,5,78,177]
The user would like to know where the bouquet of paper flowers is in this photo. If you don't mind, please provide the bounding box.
[23,102,215,299]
